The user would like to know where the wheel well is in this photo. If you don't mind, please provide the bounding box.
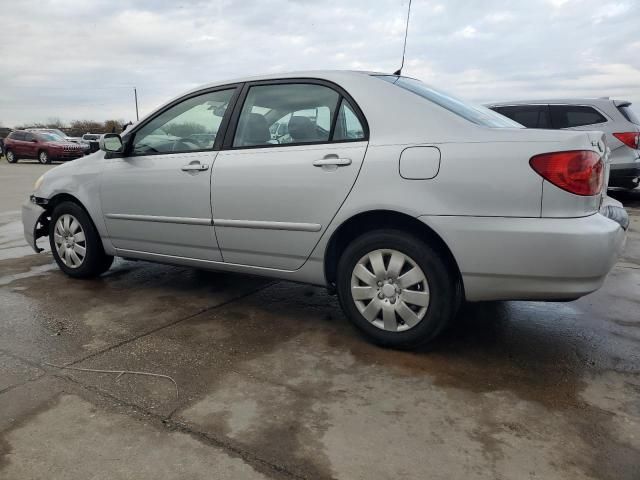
[324,210,464,296]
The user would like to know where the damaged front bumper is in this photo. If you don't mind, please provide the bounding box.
[22,196,49,253]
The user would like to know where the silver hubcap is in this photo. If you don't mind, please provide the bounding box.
[350,249,430,332]
[39,152,47,163]
[53,214,86,268]
[7,152,14,161]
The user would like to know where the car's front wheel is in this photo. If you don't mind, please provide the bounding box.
[6,150,17,163]
[38,150,51,164]
[337,230,457,349]
[49,201,113,278]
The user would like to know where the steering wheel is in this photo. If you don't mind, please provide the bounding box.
[171,138,200,152]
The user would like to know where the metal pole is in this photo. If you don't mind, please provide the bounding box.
[134,87,139,121]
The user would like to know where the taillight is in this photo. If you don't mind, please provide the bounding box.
[530,150,604,196]
[613,132,640,149]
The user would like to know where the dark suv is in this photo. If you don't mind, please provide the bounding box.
[4,130,86,164]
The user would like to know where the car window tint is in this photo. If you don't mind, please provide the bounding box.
[550,105,607,129]
[132,89,234,155]
[10,132,24,140]
[24,133,35,141]
[377,75,521,128]
[617,104,640,126]
[491,105,551,129]
[333,99,365,141]
[233,83,340,147]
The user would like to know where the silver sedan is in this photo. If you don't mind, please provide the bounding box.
[22,71,628,349]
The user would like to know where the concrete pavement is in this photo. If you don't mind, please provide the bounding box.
[0,157,639,479]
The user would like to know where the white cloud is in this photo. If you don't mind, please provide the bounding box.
[455,25,477,38]
[0,0,639,125]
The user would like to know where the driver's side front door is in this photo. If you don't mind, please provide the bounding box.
[100,87,238,261]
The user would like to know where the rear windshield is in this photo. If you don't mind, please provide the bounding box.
[376,75,522,128]
[618,104,640,126]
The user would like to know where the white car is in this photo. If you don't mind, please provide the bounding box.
[22,71,627,349]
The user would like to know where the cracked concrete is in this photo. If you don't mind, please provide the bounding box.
[1,160,639,479]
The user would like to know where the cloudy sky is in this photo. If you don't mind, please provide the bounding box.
[1,0,639,126]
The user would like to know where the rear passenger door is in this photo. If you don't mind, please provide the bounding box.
[212,80,369,270]
[23,133,38,158]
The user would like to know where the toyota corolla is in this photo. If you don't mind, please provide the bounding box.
[22,71,628,349]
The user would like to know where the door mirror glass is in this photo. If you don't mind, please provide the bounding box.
[100,133,124,153]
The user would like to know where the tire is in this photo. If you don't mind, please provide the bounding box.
[38,150,51,164]
[5,150,17,163]
[49,201,113,278]
[336,229,457,350]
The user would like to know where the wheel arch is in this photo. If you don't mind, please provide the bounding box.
[40,193,98,237]
[324,209,465,299]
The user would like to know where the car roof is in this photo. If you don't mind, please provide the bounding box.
[485,98,629,107]
[182,70,381,92]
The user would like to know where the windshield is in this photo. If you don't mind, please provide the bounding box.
[36,133,64,141]
[376,75,522,128]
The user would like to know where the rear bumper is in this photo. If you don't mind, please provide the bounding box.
[609,159,640,183]
[22,199,47,253]
[421,212,626,302]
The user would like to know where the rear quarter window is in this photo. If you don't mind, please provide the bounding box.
[9,132,25,140]
[549,105,607,129]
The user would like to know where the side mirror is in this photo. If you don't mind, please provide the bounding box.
[99,133,123,153]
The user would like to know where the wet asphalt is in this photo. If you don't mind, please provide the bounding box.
[0,159,639,479]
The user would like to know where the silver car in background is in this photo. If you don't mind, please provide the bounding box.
[486,98,640,190]
[22,71,628,349]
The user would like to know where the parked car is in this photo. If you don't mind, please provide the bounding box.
[26,128,83,144]
[22,71,627,349]
[81,133,102,153]
[5,130,86,164]
[486,99,640,190]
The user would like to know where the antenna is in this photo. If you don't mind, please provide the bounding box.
[393,0,412,76]
[133,87,139,121]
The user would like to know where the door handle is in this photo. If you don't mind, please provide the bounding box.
[313,157,352,167]
[181,162,209,172]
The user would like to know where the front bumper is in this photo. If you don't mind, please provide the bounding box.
[22,198,47,253]
[422,212,626,302]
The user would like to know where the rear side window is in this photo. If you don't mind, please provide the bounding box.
[233,83,340,147]
[617,104,640,125]
[376,75,521,128]
[549,105,607,129]
[9,132,25,140]
[491,105,551,128]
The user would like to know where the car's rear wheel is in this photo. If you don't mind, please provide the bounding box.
[38,150,51,164]
[337,230,456,349]
[49,201,113,278]
[6,150,17,163]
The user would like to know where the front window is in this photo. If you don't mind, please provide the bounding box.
[132,88,235,155]
[376,75,521,128]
